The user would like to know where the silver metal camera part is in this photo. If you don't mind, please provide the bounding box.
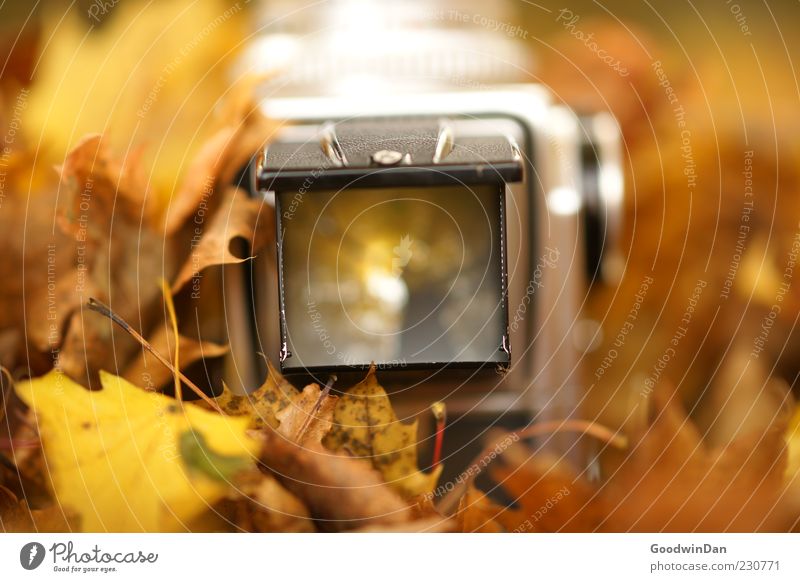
[226,0,624,435]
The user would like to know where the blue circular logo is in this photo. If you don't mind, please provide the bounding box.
[20,542,46,570]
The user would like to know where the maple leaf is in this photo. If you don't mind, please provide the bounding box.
[324,367,442,498]
[276,383,338,446]
[209,361,299,429]
[391,234,413,276]
[16,370,258,532]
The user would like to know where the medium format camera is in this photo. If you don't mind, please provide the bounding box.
[226,0,624,443]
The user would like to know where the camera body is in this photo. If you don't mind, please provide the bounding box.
[226,1,624,431]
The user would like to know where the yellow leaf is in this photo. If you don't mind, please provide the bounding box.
[212,362,298,429]
[16,370,257,532]
[324,368,442,498]
[24,0,247,208]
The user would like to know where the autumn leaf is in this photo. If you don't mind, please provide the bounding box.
[324,367,442,498]
[45,135,171,390]
[259,430,412,531]
[484,389,793,533]
[163,74,277,234]
[213,469,315,533]
[0,485,76,533]
[455,486,516,533]
[171,187,271,294]
[24,0,248,209]
[210,361,298,429]
[16,370,258,532]
[599,388,789,532]
[491,452,606,533]
[276,383,338,445]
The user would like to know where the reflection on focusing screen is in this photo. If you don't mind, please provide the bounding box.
[278,184,507,370]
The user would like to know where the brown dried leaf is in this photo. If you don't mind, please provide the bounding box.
[0,485,77,533]
[484,387,793,532]
[259,430,412,531]
[600,388,790,532]
[51,136,170,388]
[455,486,510,533]
[214,470,315,533]
[492,452,605,533]
[171,187,271,294]
[276,384,338,445]
[164,76,276,235]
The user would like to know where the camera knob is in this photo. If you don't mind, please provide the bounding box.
[371,150,406,166]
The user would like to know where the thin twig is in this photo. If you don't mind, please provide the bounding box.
[86,297,222,412]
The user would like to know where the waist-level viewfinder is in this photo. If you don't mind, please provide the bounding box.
[255,118,523,383]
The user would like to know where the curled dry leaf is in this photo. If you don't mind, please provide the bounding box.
[259,430,412,532]
[324,367,443,498]
[171,187,271,294]
[163,74,277,235]
[52,135,170,389]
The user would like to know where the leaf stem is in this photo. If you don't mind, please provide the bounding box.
[86,297,222,412]
[431,402,446,468]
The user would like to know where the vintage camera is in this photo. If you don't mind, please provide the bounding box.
[226,0,624,450]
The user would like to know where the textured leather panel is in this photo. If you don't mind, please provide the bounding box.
[258,117,522,191]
